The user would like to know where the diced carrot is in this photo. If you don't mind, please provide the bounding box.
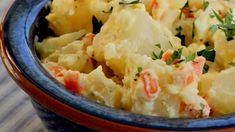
[64,71,81,94]
[148,0,159,16]
[192,56,206,78]
[49,66,65,77]
[185,72,194,85]
[150,79,158,93]
[182,57,205,86]
[82,33,95,48]
[140,71,159,98]
[162,50,180,64]
[162,50,173,62]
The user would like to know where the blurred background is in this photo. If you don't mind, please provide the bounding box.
[0,0,47,131]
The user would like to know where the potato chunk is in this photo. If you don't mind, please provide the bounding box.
[88,7,180,62]
[208,68,235,115]
[36,31,87,59]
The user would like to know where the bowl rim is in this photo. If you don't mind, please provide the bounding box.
[1,0,235,131]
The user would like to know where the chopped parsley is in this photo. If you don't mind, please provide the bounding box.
[136,67,143,77]
[119,0,141,5]
[203,1,209,10]
[176,59,185,64]
[203,63,210,74]
[186,53,197,62]
[199,103,205,115]
[197,47,216,62]
[212,10,223,23]
[209,13,215,18]
[229,62,235,66]
[166,48,183,65]
[210,10,235,41]
[152,51,164,60]
[155,44,161,48]
[152,44,164,60]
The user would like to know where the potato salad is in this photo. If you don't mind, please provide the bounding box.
[36,0,235,118]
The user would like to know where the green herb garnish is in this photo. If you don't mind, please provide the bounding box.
[155,44,161,48]
[212,10,223,23]
[176,26,183,32]
[152,50,164,60]
[186,53,197,62]
[210,10,235,41]
[197,47,216,62]
[209,13,215,18]
[203,1,209,10]
[199,103,205,115]
[119,0,141,5]
[203,64,210,74]
[136,67,143,77]
[166,48,183,65]
[176,59,185,64]
[152,44,163,60]
[229,62,235,66]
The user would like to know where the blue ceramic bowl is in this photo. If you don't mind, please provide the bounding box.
[1,0,235,131]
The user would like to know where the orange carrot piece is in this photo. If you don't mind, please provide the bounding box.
[140,71,159,98]
[148,0,159,16]
[162,50,173,62]
[64,72,81,94]
[192,56,206,78]
[49,66,65,77]
[82,33,95,48]
[185,72,194,85]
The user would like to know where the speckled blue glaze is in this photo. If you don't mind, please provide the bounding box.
[2,0,235,131]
